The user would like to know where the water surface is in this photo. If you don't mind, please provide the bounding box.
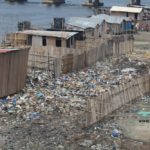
[0,0,149,41]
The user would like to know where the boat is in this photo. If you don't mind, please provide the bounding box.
[5,0,27,2]
[42,0,65,4]
[82,0,104,7]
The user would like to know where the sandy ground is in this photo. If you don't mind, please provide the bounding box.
[134,32,150,51]
[129,32,150,63]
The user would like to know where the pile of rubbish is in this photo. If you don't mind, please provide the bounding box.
[29,57,149,98]
[0,57,149,120]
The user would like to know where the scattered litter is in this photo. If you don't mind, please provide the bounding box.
[36,92,45,99]
[111,129,122,138]
[121,68,136,74]
[80,140,93,147]
[137,111,150,117]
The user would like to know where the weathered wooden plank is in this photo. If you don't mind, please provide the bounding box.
[85,75,150,127]
[0,48,29,98]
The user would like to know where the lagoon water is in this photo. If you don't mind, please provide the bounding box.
[0,0,150,40]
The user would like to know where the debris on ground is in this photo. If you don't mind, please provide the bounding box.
[0,56,150,150]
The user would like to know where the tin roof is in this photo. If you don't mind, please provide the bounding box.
[0,49,18,53]
[110,6,143,13]
[92,14,131,24]
[66,17,104,29]
[19,30,78,39]
[67,14,131,30]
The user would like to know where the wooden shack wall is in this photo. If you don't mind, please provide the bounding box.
[7,33,134,76]
[7,33,28,46]
[0,48,29,98]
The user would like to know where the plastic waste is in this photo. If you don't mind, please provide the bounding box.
[111,129,122,138]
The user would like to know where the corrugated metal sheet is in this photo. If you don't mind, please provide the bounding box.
[18,30,78,39]
[92,14,131,24]
[110,6,143,13]
[0,48,29,98]
[67,14,131,30]
[66,17,104,29]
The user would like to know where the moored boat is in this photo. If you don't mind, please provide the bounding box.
[42,0,65,4]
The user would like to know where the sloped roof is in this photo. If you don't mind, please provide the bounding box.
[18,30,78,39]
[110,6,143,13]
[67,14,131,30]
[66,17,104,29]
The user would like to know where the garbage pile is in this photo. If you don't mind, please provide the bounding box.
[0,56,150,150]
[29,57,149,98]
[0,57,149,120]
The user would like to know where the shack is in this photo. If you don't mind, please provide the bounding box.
[7,30,78,49]
[0,47,29,98]
[6,23,134,76]
[110,6,143,20]
[92,14,133,34]
[6,30,79,75]
[66,17,105,38]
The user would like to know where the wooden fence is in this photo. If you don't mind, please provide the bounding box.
[28,51,62,78]
[24,34,133,76]
[78,75,150,127]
